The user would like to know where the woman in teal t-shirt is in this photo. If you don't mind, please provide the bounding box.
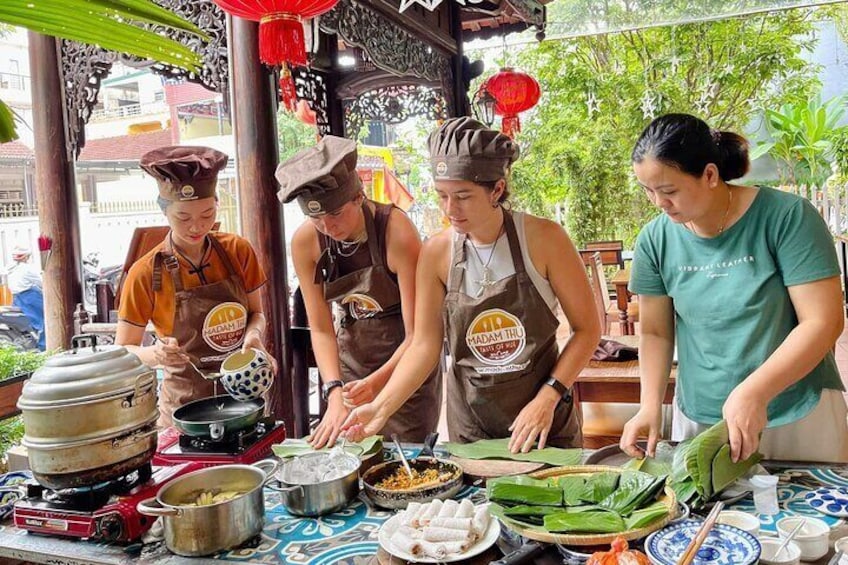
[620,113,847,464]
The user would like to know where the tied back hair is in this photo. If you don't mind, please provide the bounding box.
[631,113,750,181]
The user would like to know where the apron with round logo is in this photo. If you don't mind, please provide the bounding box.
[153,234,249,427]
[316,202,441,442]
[443,211,582,447]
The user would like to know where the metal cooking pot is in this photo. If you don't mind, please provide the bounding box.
[272,450,361,516]
[137,460,278,557]
[172,396,264,440]
[17,334,158,489]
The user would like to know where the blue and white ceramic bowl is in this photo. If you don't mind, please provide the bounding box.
[0,470,31,519]
[804,487,848,518]
[645,519,761,565]
[220,348,273,402]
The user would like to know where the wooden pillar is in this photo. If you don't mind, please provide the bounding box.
[449,2,470,118]
[326,39,346,137]
[228,17,294,429]
[28,33,82,350]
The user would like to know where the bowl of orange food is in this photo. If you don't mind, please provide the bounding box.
[362,456,464,510]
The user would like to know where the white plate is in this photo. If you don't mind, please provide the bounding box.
[805,487,848,518]
[378,506,500,563]
[645,519,761,565]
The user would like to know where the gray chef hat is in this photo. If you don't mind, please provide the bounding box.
[428,117,519,182]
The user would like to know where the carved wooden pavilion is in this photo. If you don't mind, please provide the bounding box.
[28,0,546,432]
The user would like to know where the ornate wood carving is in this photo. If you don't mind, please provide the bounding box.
[343,84,447,139]
[321,0,450,82]
[291,67,333,137]
[61,0,228,157]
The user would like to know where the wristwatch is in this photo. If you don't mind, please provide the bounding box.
[544,377,571,401]
[322,380,344,401]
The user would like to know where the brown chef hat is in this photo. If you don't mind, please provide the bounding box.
[428,117,519,183]
[275,136,362,216]
[140,146,228,202]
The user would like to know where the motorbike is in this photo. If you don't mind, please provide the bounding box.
[82,252,122,308]
[0,306,40,350]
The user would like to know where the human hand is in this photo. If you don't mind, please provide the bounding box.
[722,385,767,462]
[242,330,278,374]
[620,406,663,458]
[340,402,385,443]
[507,392,559,453]
[154,337,188,371]
[309,394,350,449]
[342,378,377,408]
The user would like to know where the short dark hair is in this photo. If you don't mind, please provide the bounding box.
[476,179,510,204]
[632,113,750,181]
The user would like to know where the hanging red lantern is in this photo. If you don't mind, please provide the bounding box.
[481,68,541,137]
[213,0,338,109]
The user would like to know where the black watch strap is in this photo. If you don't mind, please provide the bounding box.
[322,380,344,400]
[544,377,571,401]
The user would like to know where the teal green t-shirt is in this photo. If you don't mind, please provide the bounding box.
[629,186,843,427]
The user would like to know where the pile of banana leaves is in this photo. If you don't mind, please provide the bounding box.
[624,420,761,509]
[487,470,669,535]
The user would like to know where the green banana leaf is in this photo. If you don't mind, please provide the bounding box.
[544,509,625,533]
[0,101,16,143]
[503,505,566,517]
[557,475,586,506]
[672,478,698,504]
[444,438,582,466]
[489,482,563,507]
[623,501,669,530]
[624,455,672,477]
[671,438,693,484]
[579,471,620,504]
[488,501,548,532]
[271,436,383,459]
[684,421,729,498]
[711,444,762,494]
[599,471,666,515]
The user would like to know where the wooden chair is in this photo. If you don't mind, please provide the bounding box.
[587,252,638,334]
[580,240,625,269]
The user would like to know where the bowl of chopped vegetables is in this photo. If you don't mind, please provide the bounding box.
[362,456,464,510]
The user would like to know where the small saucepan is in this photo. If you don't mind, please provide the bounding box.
[361,456,464,510]
[270,449,362,517]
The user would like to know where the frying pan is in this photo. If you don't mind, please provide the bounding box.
[172,395,264,440]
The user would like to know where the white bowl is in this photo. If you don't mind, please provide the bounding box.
[776,516,830,562]
[717,510,760,536]
[758,538,801,565]
[834,536,848,564]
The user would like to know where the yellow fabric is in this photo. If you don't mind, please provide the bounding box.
[118,232,266,337]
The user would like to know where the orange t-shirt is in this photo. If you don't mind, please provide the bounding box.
[118,233,266,338]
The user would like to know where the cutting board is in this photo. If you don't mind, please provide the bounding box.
[450,455,546,481]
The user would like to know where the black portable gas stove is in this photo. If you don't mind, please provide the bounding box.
[153,417,286,467]
[13,462,203,542]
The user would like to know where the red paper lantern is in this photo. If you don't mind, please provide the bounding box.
[214,0,338,110]
[481,68,541,137]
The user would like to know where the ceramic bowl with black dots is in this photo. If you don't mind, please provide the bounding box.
[220,348,273,402]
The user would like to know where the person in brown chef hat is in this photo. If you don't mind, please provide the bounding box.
[276,135,441,448]
[117,146,274,427]
[343,117,600,452]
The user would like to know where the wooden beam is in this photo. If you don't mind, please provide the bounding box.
[28,33,83,350]
[228,17,294,430]
[365,0,457,56]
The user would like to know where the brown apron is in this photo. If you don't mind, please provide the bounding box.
[153,234,249,427]
[317,202,441,442]
[443,211,582,448]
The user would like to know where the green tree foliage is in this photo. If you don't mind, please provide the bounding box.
[509,7,822,245]
[277,110,319,162]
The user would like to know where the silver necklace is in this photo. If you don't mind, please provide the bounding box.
[334,231,367,258]
[467,225,505,297]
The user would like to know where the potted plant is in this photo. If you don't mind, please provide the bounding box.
[0,346,45,421]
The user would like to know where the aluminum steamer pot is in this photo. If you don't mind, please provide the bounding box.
[272,451,361,516]
[137,460,278,557]
[16,334,159,489]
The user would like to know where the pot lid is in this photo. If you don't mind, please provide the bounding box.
[17,334,155,408]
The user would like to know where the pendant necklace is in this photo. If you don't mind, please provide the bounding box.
[334,227,367,258]
[688,187,733,237]
[467,224,505,297]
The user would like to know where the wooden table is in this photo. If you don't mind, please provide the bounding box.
[611,267,635,335]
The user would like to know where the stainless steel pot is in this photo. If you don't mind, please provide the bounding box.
[272,451,361,516]
[17,335,159,489]
[137,460,278,557]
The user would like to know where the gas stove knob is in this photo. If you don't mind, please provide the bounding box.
[98,513,123,541]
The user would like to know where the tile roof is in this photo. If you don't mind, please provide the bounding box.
[78,128,174,162]
[0,140,34,160]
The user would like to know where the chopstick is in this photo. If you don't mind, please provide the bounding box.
[676,501,725,565]
[827,550,844,565]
